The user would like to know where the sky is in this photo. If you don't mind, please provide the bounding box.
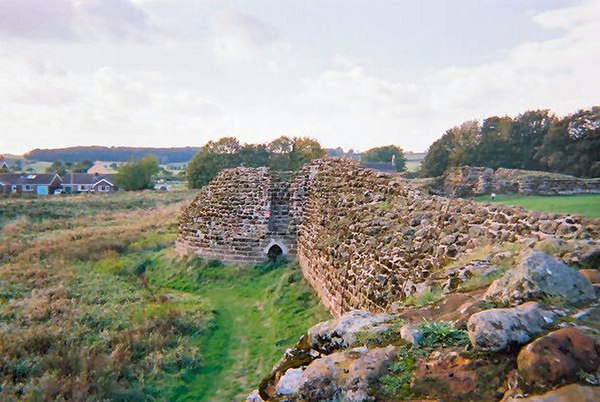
[0,0,599,155]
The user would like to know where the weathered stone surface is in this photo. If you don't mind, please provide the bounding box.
[246,390,264,402]
[517,328,600,388]
[276,368,304,396]
[485,251,596,305]
[467,302,555,352]
[503,383,600,402]
[400,324,423,345]
[307,310,391,354]
[581,248,600,269]
[412,351,512,401]
[430,166,600,198]
[579,269,600,284]
[178,159,600,316]
[297,346,397,402]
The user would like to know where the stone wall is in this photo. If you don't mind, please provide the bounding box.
[177,159,599,316]
[177,168,297,264]
[435,166,600,197]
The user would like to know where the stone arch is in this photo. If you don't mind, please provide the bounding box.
[263,239,288,261]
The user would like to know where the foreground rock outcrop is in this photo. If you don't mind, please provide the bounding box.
[250,250,599,401]
[485,251,595,305]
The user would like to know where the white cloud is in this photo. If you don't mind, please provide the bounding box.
[0,51,230,153]
[298,0,600,151]
[210,10,280,63]
[0,0,159,41]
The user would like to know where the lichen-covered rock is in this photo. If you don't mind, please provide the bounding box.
[502,383,600,402]
[276,368,304,396]
[297,346,397,402]
[467,302,555,352]
[411,351,513,401]
[517,328,600,388]
[485,251,596,305]
[307,310,391,354]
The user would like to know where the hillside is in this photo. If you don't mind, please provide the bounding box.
[24,146,201,163]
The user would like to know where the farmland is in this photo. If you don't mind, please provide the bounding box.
[0,191,328,401]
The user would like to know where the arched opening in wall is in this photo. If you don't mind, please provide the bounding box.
[267,244,283,262]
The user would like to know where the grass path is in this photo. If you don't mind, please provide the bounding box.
[149,263,331,402]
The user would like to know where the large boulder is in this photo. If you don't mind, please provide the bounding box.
[485,251,596,305]
[502,383,600,402]
[411,351,513,401]
[517,328,600,388]
[296,346,397,402]
[467,302,555,352]
[307,310,391,354]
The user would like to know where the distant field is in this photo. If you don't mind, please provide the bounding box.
[405,160,421,173]
[473,194,600,218]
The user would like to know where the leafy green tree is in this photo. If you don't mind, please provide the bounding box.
[71,159,94,173]
[238,144,270,167]
[267,136,294,170]
[46,161,68,176]
[114,155,160,190]
[509,110,555,170]
[361,145,406,171]
[420,133,453,177]
[289,137,326,170]
[475,116,513,169]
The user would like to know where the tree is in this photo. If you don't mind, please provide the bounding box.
[361,145,407,171]
[238,144,270,167]
[476,116,513,169]
[114,155,160,190]
[510,110,555,170]
[46,161,68,176]
[267,136,294,170]
[71,159,94,173]
[419,128,461,177]
[289,137,326,170]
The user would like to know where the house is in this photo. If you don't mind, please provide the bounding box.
[0,173,62,195]
[61,173,116,193]
[87,161,112,175]
[0,155,8,171]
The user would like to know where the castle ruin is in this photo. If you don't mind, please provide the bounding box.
[177,159,599,316]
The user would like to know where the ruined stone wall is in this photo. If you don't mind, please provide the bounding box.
[291,160,598,316]
[177,168,297,264]
[438,166,600,197]
[177,159,599,316]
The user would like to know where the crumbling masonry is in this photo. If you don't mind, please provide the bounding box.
[177,159,599,316]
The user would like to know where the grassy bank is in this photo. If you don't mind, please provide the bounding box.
[473,194,600,218]
[0,191,329,401]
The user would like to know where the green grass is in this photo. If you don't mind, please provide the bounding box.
[473,194,600,218]
[147,258,330,401]
[405,161,421,173]
[0,190,329,401]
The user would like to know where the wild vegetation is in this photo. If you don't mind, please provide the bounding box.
[0,191,328,401]
[420,106,600,178]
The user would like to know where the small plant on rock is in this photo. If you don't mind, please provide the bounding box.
[418,320,469,347]
[404,288,443,307]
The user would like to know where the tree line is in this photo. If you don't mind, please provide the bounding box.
[186,136,327,188]
[420,107,600,178]
[25,146,200,164]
